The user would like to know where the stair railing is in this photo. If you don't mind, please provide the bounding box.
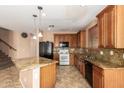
[0,38,17,51]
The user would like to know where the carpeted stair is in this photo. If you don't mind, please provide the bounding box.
[0,50,14,70]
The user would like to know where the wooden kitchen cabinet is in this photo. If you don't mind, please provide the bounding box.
[93,65,124,88]
[70,34,77,48]
[93,65,104,88]
[40,62,57,88]
[88,24,98,48]
[79,62,85,77]
[97,5,124,48]
[54,35,60,47]
[77,30,86,48]
[53,53,59,61]
[54,34,77,48]
[74,55,79,69]
[70,54,75,65]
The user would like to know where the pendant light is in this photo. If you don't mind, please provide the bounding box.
[37,6,44,37]
[38,32,43,37]
[32,14,37,40]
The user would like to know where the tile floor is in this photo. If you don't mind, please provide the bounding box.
[0,66,22,88]
[55,66,91,88]
[0,65,90,88]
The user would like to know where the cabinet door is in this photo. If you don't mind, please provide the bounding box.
[70,34,77,48]
[54,35,59,47]
[97,6,115,48]
[77,31,86,48]
[98,14,105,48]
[93,66,104,88]
[80,31,86,48]
[73,34,78,48]
[40,63,56,88]
[53,53,59,61]
[70,54,74,65]
[59,35,64,42]
[80,62,85,77]
[77,32,80,48]
[88,25,98,48]
[105,6,115,48]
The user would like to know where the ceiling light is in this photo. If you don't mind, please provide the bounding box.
[48,25,54,31]
[48,27,51,31]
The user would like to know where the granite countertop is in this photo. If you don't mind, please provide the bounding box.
[85,59,124,69]
[13,57,58,71]
[75,53,124,69]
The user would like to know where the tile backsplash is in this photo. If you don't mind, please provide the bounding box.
[75,48,124,66]
[54,47,124,65]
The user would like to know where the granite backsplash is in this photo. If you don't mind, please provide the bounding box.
[75,48,124,66]
[54,47,124,66]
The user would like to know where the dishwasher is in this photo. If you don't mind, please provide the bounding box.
[85,60,93,87]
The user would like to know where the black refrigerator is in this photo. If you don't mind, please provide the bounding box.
[39,41,53,59]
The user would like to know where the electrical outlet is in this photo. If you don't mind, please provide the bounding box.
[110,50,114,55]
[100,51,103,55]
[123,53,124,59]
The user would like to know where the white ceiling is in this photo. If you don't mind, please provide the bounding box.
[0,5,106,32]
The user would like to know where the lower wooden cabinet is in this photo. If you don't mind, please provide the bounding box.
[79,62,85,77]
[40,63,56,88]
[70,54,75,65]
[93,65,104,88]
[74,55,85,76]
[93,65,124,88]
[53,53,59,61]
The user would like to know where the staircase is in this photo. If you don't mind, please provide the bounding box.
[0,50,14,70]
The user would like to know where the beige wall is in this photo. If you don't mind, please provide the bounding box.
[0,28,37,60]
[40,31,77,42]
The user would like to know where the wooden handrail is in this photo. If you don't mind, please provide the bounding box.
[0,38,17,51]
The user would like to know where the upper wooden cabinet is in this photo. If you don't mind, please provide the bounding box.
[77,30,86,48]
[88,24,98,48]
[54,34,77,48]
[97,5,124,48]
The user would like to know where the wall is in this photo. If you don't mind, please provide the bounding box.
[40,31,77,42]
[0,28,37,60]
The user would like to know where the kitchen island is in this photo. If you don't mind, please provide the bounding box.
[14,57,58,88]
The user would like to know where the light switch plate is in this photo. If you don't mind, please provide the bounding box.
[110,50,114,55]
[123,53,124,59]
[100,51,103,55]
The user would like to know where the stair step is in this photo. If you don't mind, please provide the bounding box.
[0,57,11,60]
[0,59,12,62]
[0,55,8,57]
[0,61,13,66]
[0,50,14,70]
[0,56,7,58]
[0,62,14,70]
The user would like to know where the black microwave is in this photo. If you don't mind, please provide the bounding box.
[59,42,69,48]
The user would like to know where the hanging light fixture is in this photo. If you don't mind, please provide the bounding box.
[37,6,45,37]
[32,14,37,40]
[48,25,54,31]
[38,32,43,37]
